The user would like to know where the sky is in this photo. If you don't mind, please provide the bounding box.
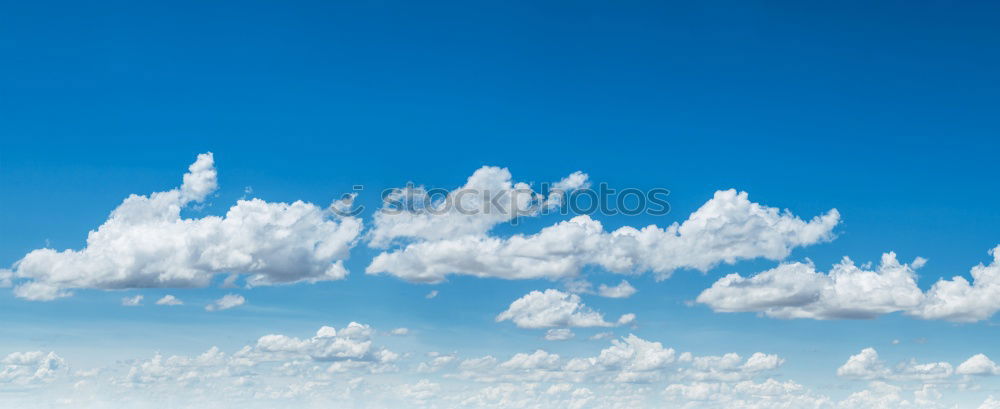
[1,1,999,408]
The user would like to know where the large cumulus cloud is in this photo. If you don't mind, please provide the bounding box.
[7,153,362,300]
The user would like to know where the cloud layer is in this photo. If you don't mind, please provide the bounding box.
[4,323,998,409]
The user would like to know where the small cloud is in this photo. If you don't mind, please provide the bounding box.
[598,280,637,298]
[391,328,409,335]
[205,294,245,311]
[589,331,614,340]
[0,269,13,287]
[616,313,636,326]
[544,329,575,341]
[121,295,143,306]
[221,274,240,288]
[425,290,439,299]
[563,279,593,294]
[156,295,183,306]
[891,339,901,345]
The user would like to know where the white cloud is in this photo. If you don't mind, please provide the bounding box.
[911,246,1000,322]
[836,348,893,380]
[589,332,614,340]
[697,252,924,320]
[248,323,395,364]
[981,397,1000,409]
[544,329,575,341]
[501,350,562,371]
[698,246,1000,322]
[598,280,637,298]
[578,334,677,382]
[680,352,784,382]
[496,289,633,329]
[616,313,636,326]
[957,354,1000,376]
[0,351,64,384]
[121,295,143,306]
[9,153,363,301]
[205,294,245,311]
[390,328,409,336]
[398,379,440,403]
[156,294,183,306]
[368,186,839,283]
[837,348,953,381]
[425,290,438,299]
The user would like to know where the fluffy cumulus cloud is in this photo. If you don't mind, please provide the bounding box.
[496,289,633,329]
[697,252,924,320]
[0,351,64,384]
[837,348,954,381]
[957,354,1000,376]
[911,246,1000,322]
[7,153,363,301]
[367,168,840,283]
[697,246,1000,322]
[248,322,397,364]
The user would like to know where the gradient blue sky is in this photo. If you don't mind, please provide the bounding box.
[1,1,999,407]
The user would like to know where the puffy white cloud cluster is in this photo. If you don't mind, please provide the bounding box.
[115,322,399,403]
[836,381,949,409]
[697,246,1000,322]
[247,322,398,365]
[913,246,1000,322]
[7,153,363,301]
[698,252,925,320]
[496,289,634,329]
[957,354,1000,376]
[367,168,840,283]
[837,348,954,381]
[0,351,64,384]
[681,352,785,382]
[564,334,679,383]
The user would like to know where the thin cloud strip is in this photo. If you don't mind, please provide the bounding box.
[2,324,997,408]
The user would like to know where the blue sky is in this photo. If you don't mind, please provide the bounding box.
[1,1,999,408]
